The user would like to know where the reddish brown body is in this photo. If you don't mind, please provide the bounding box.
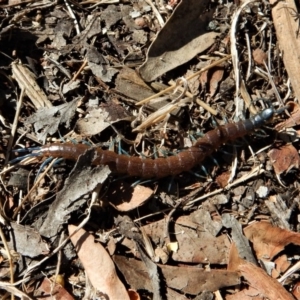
[40,108,274,178]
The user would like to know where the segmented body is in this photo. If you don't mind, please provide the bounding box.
[39,108,274,178]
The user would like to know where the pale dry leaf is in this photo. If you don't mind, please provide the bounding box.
[222,213,256,264]
[69,225,130,299]
[139,0,219,81]
[115,66,155,101]
[75,103,132,136]
[25,98,80,143]
[270,0,300,102]
[87,46,118,82]
[8,222,49,258]
[11,61,52,109]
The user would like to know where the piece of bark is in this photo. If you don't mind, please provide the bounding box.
[270,0,300,101]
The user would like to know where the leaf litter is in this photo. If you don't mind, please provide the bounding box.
[1,0,300,299]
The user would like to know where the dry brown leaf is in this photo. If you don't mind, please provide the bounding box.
[114,255,240,295]
[143,214,230,264]
[238,261,294,300]
[244,221,300,260]
[209,66,224,96]
[252,48,267,65]
[276,102,300,131]
[107,181,153,211]
[226,287,263,300]
[36,278,74,300]
[68,225,130,300]
[216,170,231,188]
[272,254,291,278]
[228,243,294,300]
[115,67,155,101]
[227,242,243,272]
[292,281,300,300]
[268,144,300,175]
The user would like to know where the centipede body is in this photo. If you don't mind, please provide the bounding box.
[39,108,274,178]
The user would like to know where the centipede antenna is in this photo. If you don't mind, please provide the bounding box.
[13,147,41,153]
[9,152,40,165]
[275,105,291,115]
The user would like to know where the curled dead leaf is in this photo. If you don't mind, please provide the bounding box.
[253,48,267,65]
[268,144,300,175]
[276,102,300,131]
[244,221,300,260]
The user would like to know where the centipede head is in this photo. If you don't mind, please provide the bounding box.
[259,107,275,121]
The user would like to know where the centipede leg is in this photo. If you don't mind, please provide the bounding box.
[35,157,53,182]
[130,178,154,188]
[9,152,40,165]
[34,157,65,182]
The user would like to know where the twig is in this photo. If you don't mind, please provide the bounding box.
[64,0,80,35]
[136,55,231,106]
[5,88,25,165]
[230,0,254,117]
[0,0,36,8]
[245,31,252,81]
[144,0,165,27]
[12,158,58,219]
[72,58,88,81]
[185,164,265,207]
[0,226,15,300]
[168,79,218,115]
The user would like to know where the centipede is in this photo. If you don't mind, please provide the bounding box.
[35,108,274,178]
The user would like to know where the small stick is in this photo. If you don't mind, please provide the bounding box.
[12,158,58,219]
[136,55,231,106]
[5,89,25,165]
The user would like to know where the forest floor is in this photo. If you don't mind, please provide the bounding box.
[0,0,300,299]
